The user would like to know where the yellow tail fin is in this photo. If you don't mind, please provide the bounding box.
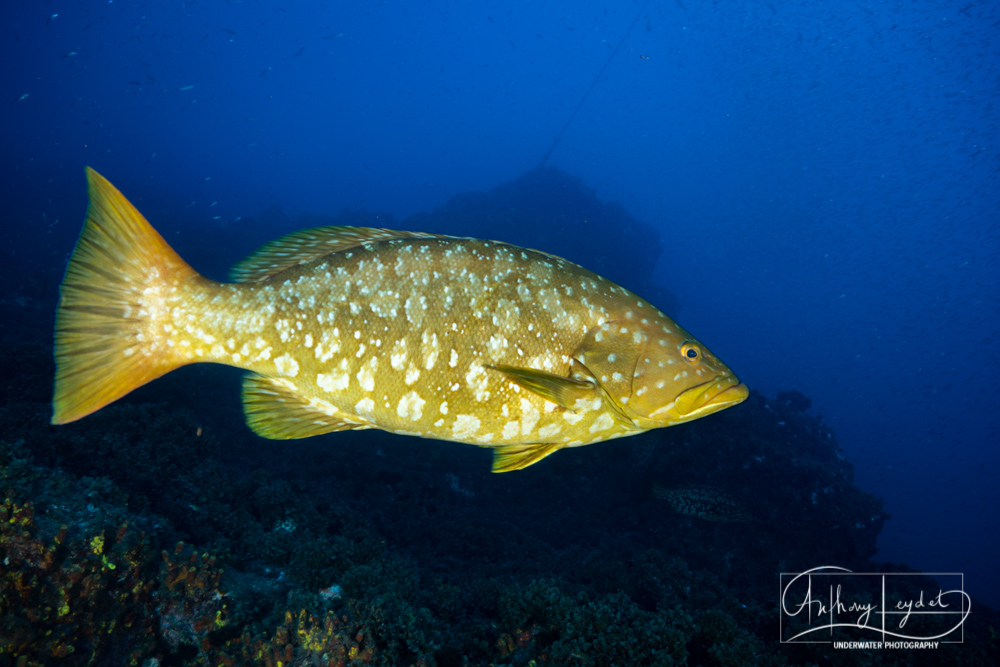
[52,168,202,424]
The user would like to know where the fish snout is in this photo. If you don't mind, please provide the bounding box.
[648,375,748,424]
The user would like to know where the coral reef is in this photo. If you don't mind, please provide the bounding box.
[0,496,158,665]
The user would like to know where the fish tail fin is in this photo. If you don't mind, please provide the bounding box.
[52,167,203,424]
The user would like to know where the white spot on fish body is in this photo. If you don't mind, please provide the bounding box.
[397,391,425,421]
[355,397,375,419]
[356,357,377,392]
[487,334,507,359]
[538,423,562,439]
[274,354,300,377]
[451,414,481,439]
[589,413,614,433]
[449,349,458,367]
[466,364,490,401]
[317,359,350,392]
[390,339,407,370]
[423,331,440,369]
[519,398,540,435]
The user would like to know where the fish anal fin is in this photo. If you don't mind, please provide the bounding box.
[229,226,453,282]
[491,443,564,473]
[488,364,596,410]
[242,373,371,439]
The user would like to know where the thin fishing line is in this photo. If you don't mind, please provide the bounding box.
[538,0,653,168]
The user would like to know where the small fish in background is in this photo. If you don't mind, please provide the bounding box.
[12,93,29,103]
[652,485,752,522]
[52,169,748,473]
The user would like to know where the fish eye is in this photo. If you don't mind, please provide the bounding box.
[681,343,701,362]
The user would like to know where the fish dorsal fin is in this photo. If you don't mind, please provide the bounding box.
[229,226,450,283]
[241,373,373,439]
[488,364,597,411]
[491,443,564,473]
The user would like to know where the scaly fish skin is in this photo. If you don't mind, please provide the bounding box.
[52,169,748,472]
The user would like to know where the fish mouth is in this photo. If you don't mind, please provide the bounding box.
[650,376,749,423]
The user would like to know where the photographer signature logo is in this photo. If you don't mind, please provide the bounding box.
[780,566,970,649]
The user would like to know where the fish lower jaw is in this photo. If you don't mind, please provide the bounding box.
[643,379,749,425]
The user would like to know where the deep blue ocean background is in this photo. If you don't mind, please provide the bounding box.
[2,0,998,657]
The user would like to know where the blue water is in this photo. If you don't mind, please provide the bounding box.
[5,0,997,615]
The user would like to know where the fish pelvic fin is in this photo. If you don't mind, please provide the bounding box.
[490,443,564,473]
[242,373,373,439]
[51,167,203,424]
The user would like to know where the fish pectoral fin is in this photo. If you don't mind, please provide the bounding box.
[488,364,595,411]
[491,443,564,473]
[242,373,371,439]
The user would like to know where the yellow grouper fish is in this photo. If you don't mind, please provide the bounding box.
[52,168,748,472]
